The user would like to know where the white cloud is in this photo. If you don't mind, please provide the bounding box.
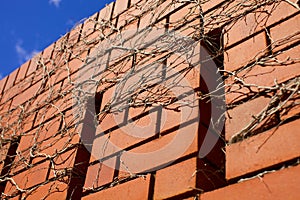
[15,41,39,64]
[0,73,3,80]
[49,0,62,8]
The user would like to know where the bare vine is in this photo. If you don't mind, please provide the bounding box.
[0,0,299,198]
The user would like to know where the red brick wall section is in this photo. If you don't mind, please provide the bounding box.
[0,0,300,199]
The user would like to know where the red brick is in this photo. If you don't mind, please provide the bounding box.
[4,161,49,196]
[204,1,242,32]
[167,53,200,88]
[206,1,291,33]
[138,1,176,29]
[0,82,23,106]
[0,143,10,172]
[98,2,114,21]
[95,107,164,150]
[201,0,224,12]
[69,23,83,46]
[213,1,275,28]
[115,107,225,176]
[226,44,300,104]
[11,80,43,108]
[169,4,200,36]
[224,32,267,72]
[226,119,300,180]
[33,93,73,125]
[96,82,199,162]
[48,148,77,179]
[26,53,42,77]
[116,7,139,29]
[29,117,76,161]
[169,3,197,24]
[154,158,225,199]
[82,175,150,200]
[154,158,198,200]
[157,0,184,20]
[16,60,30,83]
[265,1,299,26]
[84,159,115,190]
[118,122,198,173]
[130,0,142,5]
[47,36,70,71]
[4,68,19,92]
[0,100,11,117]
[0,107,12,139]
[22,114,36,134]
[51,35,69,67]
[224,1,299,47]
[94,120,222,176]
[0,75,7,95]
[36,132,79,161]
[226,96,270,141]
[60,109,82,131]
[35,117,61,142]
[46,63,70,85]
[281,96,300,121]
[82,12,98,39]
[68,48,88,73]
[1,194,20,200]
[22,181,68,200]
[124,0,150,25]
[0,105,32,141]
[113,0,128,18]
[1,107,35,136]
[270,14,300,51]
[31,117,80,163]
[11,132,36,173]
[40,42,55,65]
[137,16,166,42]
[27,83,64,115]
[202,164,300,200]
[0,107,33,145]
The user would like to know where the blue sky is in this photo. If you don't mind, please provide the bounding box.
[0,0,114,80]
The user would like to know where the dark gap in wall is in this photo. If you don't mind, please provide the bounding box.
[147,173,156,200]
[45,161,52,181]
[93,12,100,31]
[265,28,273,55]
[66,144,91,200]
[0,137,20,194]
[110,2,116,21]
[197,26,227,192]
[156,60,167,138]
[165,15,170,30]
[113,155,121,181]
[77,23,84,44]
[95,92,103,116]
[202,28,224,75]
[127,0,131,9]
[66,94,101,199]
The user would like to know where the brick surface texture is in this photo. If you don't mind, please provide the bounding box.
[0,0,299,199]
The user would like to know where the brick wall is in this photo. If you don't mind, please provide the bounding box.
[0,0,299,199]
